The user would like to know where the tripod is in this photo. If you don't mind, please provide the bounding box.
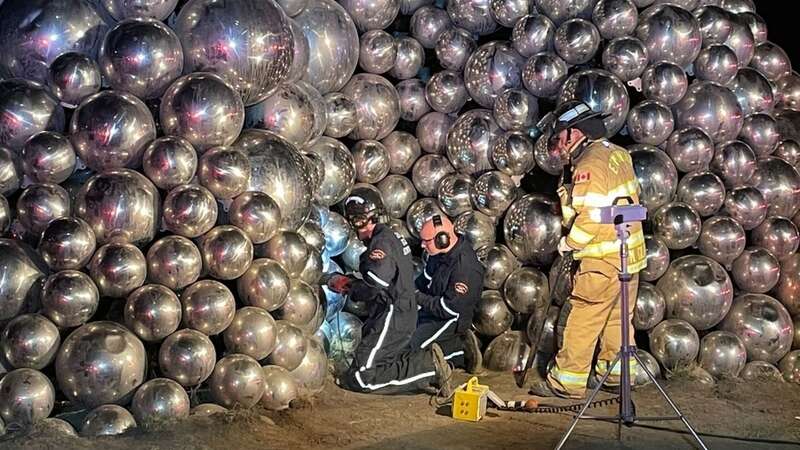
[555,201,708,450]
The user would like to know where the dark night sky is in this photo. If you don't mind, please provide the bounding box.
[753,1,796,65]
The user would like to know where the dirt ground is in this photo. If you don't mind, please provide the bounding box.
[3,370,800,450]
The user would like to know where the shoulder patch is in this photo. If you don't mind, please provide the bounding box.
[574,171,591,184]
[454,282,469,296]
[369,249,386,260]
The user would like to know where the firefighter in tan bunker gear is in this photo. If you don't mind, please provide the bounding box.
[531,101,647,399]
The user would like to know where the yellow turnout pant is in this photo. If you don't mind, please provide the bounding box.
[547,258,639,398]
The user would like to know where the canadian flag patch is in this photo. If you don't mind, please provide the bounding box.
[369,249,386,260]
[454,282,468,295]
[574,171,591,184]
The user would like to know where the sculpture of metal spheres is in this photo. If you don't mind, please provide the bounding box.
[656,255,733,330]
[89,241,147,298]
[41,270,99,328]
[473,290,514,338]
[181,280,236,336]
[159,329,217,387]
[210,354,266,408]
[719,294,793,364]
[697,331,747,379]
[224,307,278,360]
[46,52,102,108]
[261,365,299,411]
[146,236,203,291]
[648,319,699,372]
[38,217,96,271]
[131,378,190,424]
[1,314,61,370]
[124,285,182,342]
[0,368,55,427]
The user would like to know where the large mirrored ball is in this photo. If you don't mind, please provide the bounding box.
[522,52,568,99]
[697,216,745,269]
[224,307,277,361]
[632,349,661,387]
[476,244,519,290]
[651,202,701,250]
[378,175,417,219]
[266,321,308,371]
[1,314,60,370]
[693,5,733,47]
[259,231,308,279]
[554,18,600,65]
[648,319,699,372]
[779,350,800,384]
[673,81,744,143]
[159,329,216,387]
[237,258,291,311]
[749,157,800,218]
[290,337,327,397]
[142,136,197,191]
[447,109,501,175]
[124,285,181,342]
[695,44,739,86]
[0,147,21,198]
[397,78,430,123]
[602,37,648,83]
[21,131,76,185]
[751,41,792,82]
[493,88,538,132]
[447,0,497,35]
[323,93,357,139]
[722,187,766,231]
[626,100,673,146]
[774,139,800,166]
[75,169,160,246]
[504,267,548,315]
[89,242,147,298]
[710,140,756,189]
[162,184,218,239]
[275,280,318,327]
[464,41,525,109]
[145,236,201,291]
[511,14,554,57]
[641,235,669,282]
[412,155,454,198]
[426,70,468,115]
[630,146,678,214]
[720,294,793,364]
[80,404,136,437]
[657,255,734,330]
[633,282,665,330]
[437,27,477,71]
[641,62,687,106]
[535,0,596,26]
[210,354,265,408]
[503,194,561,266]
[16,183,71,238]
[723,14,755,67]
[697,331,747,379]
[359,30,396,75]
[473,290,514,337]
[436,173,473,217]
[342,74,400,141]
[592,0,638,39]
[740,360,782,381]
[0,239,46,321]
[775,254,800,317]
[417,112,454,154]
[483,330,529,372]
[729,68,774,116]
[306,137,356,206]
[352,140,390,184]
[131,378,189,425]
[261,365,298,410]
[676,171,725,217]
[559,69,629,135]
[181,280,236,336]
[339,0,398,31]
[229,192,282,244]
[664,127,714,174]
[41,270,99,328]
[472,171,517,218]
[197,147,251,200]
[635,4,701,67]
[454,210,496,250]
[391,36,425,80]
[55,321,146,408]
[731,247,780,294]
[751,217,800,262]
[1,80,62,153]
[38,217,96,271]
[0,368,54,427]
[246,81,327,149]
[491,132,534,177]
[46,52,102,108]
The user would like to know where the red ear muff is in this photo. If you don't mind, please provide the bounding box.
[432,215,451,250]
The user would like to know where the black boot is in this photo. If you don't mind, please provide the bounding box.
[431,343,453,399]
[462,329,483,374]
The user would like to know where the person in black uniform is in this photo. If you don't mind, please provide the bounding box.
[413,214,484,374]
[327,186,453,396]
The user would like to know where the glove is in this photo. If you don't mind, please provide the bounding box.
[327,274,352,294]
[557,236,574,256]
[557,185,576,227]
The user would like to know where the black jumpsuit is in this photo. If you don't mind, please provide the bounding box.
[341,224,438,394]
[412,236,484,368]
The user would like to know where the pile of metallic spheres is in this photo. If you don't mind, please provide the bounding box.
[1,0,800,437]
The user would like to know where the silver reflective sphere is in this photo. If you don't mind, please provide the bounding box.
[511,14,555,58]
[641,235,670,282]
[159,329,216,387]
[306,137,355,206]
[554,18,601,65]
[447,109,501,175]
[80,404,136,437]
[1,314,60,370]
[359,30,396,75]
[738,113,779,157]
[675,171,725,217]
[21,131,76,184]
[657,254,734,330]
[397,78,431,123]
[224,307,277,360]
[323,93,357,139]
[592,0,638,39]
[160,73,245,153]
[412,154,454,198]
[46,52,102,108]
[750,156,800,218]
[751,217,800,262]
[503,267,548,315]
[99,18,182,100]
[38,217,96,271]
[261,365,298,410]
[321,212,352,257]
[729,68,775,116]
[522,52,568,98]
[378,175,417,219]
[437,173,474,217]
[342,74,400,141]
[290,337,327,397]
[406,198,446,238]
[124,284,181,342]
[0,368,54,427]
[142,136,197,191]
[229,192,282,244]
[41,270,99,328]
[697,331,747,379]
[632,349,661,387]
[237,258,291,311]
[190,403,227,416]
[775,254,800,316]
[55,321,146,408]
[558,69,629,135]
[0,79,65,151]
[731,247,780,294]
[774,139,800,166]
[635,4,701,67]
[245,80,327,149]
[339,0,398,31]
[722,186,766,231]
[0,147,22,197]
[633,282,665,330]
[722,14,755,67]
[651,202,701,250]
[751,42,792,82]
[417,112,454,154]
[503,194,561,266]
[233,129,313,230]
[779,350,800,384]
[464,41,525,109]
[776,74,800,112]
[75,169,160,246]
[447,0,496,35]
[100,0,177,20]
[0,196,10,236]
[694,44,739,85]
[352,140,391,184]
[199,225,254,281]
[630,146,678,214]
[648,319,699,371]
[41,417,77,435]
[412,6,454,48]
[472,171,517,217]
[259,231,309,278]
[535,0,596,26]
[181,280,236,336]
[382,132,421,175]
[694,5,733,47]
[454,210,496,250]
[296,0,359,94]
[197,147,251,200]
[719,294,793,364]
[210,354,265,408]
[426,70,468,115]
[741,360,782,381]
[602,37,648,83]
[391,36,425,80]
[673,81,744,143]
[697,216,745,268]
[710,140,756,188]
[493,88,538,132]
[266,321,308,371]
[490,0,531,28]
[146,236,202,291]
[626,100,673,146]
[437,27,477,71]
[641,62,687,106]
[275,279,318,327]
[131,378,189,424]
[162,184,218,239]
[483,330,529,372]
[16,183,71,239]
[477,244,519,290]
[491,131,535,177]
[0,239,46,321]
[473,290,514,337]
[89,241,147,298]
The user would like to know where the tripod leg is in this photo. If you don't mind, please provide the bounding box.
[631,353,709,450]
[555,352,621,450]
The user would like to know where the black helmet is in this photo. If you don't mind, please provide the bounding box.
[343,185,386,228]
[550,101,607,140]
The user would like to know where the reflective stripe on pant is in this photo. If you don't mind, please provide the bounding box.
[547,258,639,398]
[409,319,466,367]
